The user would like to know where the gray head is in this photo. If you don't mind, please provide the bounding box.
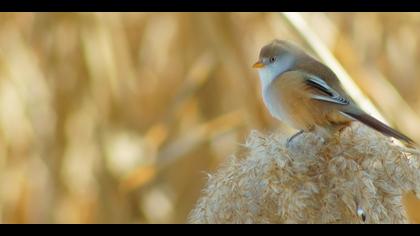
[253,40,305,87]
[253,39,305,69]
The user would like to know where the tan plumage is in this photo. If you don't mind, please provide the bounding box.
[254,39,414,145]
[268,71,350,130]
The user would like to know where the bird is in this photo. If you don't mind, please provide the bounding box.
[252,39,414,146]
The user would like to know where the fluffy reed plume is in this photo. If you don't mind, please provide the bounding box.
[188,123,420,223]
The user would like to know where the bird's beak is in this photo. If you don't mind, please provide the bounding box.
[252,60,265,69]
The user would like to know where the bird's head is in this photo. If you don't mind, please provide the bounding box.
[253,39,303,86]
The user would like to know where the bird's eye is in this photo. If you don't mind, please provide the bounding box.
[269,56,276,63]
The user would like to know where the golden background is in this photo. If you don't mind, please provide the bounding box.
[0,12,419,223]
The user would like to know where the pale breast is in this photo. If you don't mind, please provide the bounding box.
[262,84,294,126]
[262,72,322,131]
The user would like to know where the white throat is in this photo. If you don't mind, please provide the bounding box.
[258,54,296,90]
[257,54,296,123]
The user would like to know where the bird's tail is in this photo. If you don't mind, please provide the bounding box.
[341,111,415,145]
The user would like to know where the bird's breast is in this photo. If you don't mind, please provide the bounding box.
[262,85,292,124]
[262,75,317,130]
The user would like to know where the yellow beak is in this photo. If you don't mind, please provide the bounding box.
[252,61,265,68]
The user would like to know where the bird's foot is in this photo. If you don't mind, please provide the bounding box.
[286,130,304,148]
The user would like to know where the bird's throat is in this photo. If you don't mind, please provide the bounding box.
[258,54,295,90]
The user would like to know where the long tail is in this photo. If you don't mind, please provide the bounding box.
[341,111,415,145]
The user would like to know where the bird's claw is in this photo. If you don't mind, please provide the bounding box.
[286,130,304,148]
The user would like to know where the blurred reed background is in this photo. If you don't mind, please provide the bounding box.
[0,12,419,223]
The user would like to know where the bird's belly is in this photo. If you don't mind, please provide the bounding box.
[263,89,295,127]
[263,86,334,130]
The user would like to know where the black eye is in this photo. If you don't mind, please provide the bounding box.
[269,56,276,63]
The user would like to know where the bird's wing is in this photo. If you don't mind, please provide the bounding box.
[302,73,350,105]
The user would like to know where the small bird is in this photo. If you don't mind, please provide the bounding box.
[253,39,414,145]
